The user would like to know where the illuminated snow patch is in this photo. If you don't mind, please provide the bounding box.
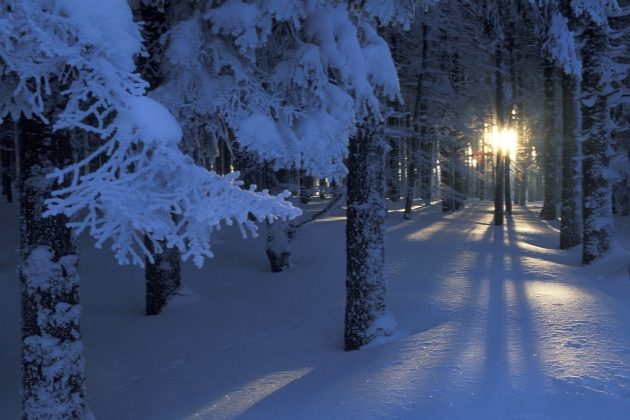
[184,367,312,419]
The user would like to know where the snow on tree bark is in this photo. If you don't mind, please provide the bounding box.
[145,237,182,316]
[266,219,291,273]
[560,71,582,249]
[262,167,292,273]
[19,116,86,419]
[581,22,614,264]
[344,127,395,351]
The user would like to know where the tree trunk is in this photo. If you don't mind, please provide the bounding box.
[509,22,519,211]
[541,59,558,220]
[344,126,395,351]
[494,150,504,225]
[134,1,186,316]
[494,45,504,226]
[581,22,614,264]
[404,23,429,220]
[266,219,291,272]
[403,136,418,220]
[145,238,182,316]
[518,123,529,206]
[560,71,582,249]
[1,117,14,203]
[504,151,512,214]
[19,115,86,419]
[262,166,294,272]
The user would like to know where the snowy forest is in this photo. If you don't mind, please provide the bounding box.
[2,0,630,419]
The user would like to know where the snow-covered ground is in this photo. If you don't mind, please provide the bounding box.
[2,198,630,419]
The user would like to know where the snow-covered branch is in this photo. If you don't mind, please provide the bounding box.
[1,0,302,267]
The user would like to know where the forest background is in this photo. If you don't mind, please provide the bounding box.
[2,0,630,418]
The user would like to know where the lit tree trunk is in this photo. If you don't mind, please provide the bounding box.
[541,59,558,220]
[560,71,581,249]
[581,22,613,264]
[19,115,86,419]
[344,126,395,351]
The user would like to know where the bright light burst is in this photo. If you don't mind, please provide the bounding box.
[490,126,517,161]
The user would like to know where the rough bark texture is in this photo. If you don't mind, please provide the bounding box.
[560,72,582,250]
[581,23,613,264]
[344,127,394,351]
[541,60,558,220]
[19,116,86,419]
[145,238,182,316]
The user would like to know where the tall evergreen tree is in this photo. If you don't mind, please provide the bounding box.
[560,69,582,249]
[134,0,184,315]
[19,114,85,419]
[541,59,559,220]
[344,125,394,350]
[581,20,615,263]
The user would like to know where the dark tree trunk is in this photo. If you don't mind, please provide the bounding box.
[19,115,86,419]
[403,135,418,220]
[494,45,505,226]
[135,1,186,314]
[560,71,582,250]
[519,123,529,205]
[145,238,182,316]
[504,151,512,214]
[386,138,400,202]
[1,117,14,203]
[404,23,429,220]
[344,126,394,351]
[509,22,519,210]
[541,60,558,220]
[480,147,486,201]
[581,22,613,264]
[494,150,504,225]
